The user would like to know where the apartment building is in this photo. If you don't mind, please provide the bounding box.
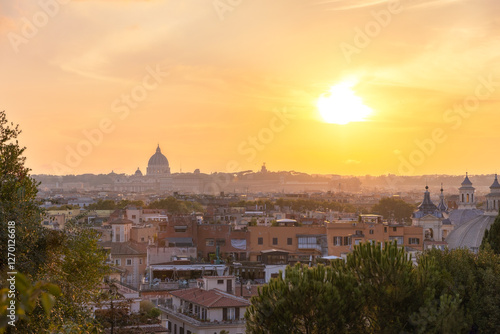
[159,276,249,334]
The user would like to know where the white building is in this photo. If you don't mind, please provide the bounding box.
[411,186,453,249]
[159,276,249,334]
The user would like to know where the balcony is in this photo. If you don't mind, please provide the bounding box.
[297,244,322,251]
[158,304,245,327]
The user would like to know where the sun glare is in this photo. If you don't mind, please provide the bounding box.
[317,80,373,125]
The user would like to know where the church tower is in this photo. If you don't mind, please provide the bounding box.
[486,174,500,215]
[458,173,476,210]
[437,184,448,213]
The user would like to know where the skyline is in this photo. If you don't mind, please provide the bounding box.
[2,0,500,176]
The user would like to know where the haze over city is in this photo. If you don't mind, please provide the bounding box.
[2,0,500,176]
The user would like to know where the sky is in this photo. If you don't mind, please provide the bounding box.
[1,0,500,176]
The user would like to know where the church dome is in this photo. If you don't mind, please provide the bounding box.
[147,145,170,176]
[134,167,143,176]
[148,145,168,166]
[414,186,441,218]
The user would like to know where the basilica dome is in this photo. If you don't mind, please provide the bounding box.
[147,145,170,176]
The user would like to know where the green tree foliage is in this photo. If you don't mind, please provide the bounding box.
[86,199,145,210]
[0,273,61,333]
[481,214,500,254]
[147,196,203,213]
[274,198,359,213]
[425,247,500,333]
[245,263,363,334]
[343,242,416,332]
[0,111,109,332]
[0,111,46,278]
[371,197,415,223]
[247,241,500,333]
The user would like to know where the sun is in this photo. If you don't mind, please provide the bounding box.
[317,80,373,125]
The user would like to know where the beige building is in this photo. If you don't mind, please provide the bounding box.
[159,276,249,334]
[247,225,328,262]
[411,186,452,249]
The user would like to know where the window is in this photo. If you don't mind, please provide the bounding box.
[174,226,188,232]
[206,238,214,246]
[344,236,351,246]
[384,227,387,233]
[333,236,342,246]
[287,238,293,245]
[235,307,240,319]
[393,227,397,232]
[217,279,224,284]
[272,238,278,245]
[298,236,318,249]
[354,239,361,245]
[114,259,121,266]
[239,252,247,261]
[126,259,132,266]
[389,236,404,245]
[409,238,420,245]
[369,229,374,235]
[132,215,136,219]
[216,238,226,246]
[355,230,363,235]
[258,237,263,245]
[223,307,236,321]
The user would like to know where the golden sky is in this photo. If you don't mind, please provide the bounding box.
[1,0,500,176]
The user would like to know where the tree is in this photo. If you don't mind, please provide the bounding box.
[0,111,109,332]
[245,263,364,334]
[481,213,500,254]
[147,196,203,213]
[418,247,500,333]
[0,273,61,333]
[246,241,482,333]
[0,111,46,278]
[341,241,417,332]
[371,197,415,223]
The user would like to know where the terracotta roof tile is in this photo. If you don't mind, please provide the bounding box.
[170,288,250,308]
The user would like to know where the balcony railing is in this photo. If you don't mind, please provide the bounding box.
[158,305,246,327]
[297,244,322,251]
[140,281,198,291]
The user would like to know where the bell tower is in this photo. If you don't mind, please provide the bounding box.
[458,173,476,210]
